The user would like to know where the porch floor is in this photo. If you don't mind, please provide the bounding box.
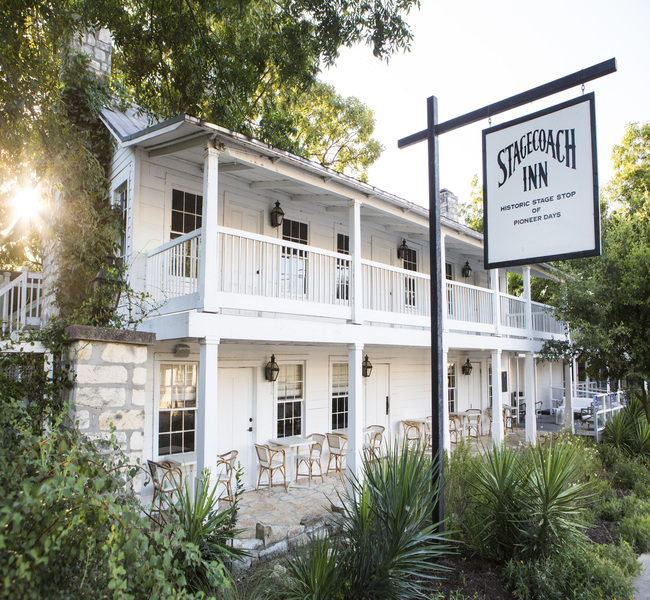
[231,423,563,548]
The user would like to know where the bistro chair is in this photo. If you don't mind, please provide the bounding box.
[424,417,433,451]
[503,405,516,431]
[295,433,326,486]
[254,444,288,494]
[449,415,463,445]
[484,407,493,436]
[465,409,482,439]
[402,420,421,447]
[363,425,385,462]
[147,459,183,517]
[326,433,348,480]
[216,450,238,503]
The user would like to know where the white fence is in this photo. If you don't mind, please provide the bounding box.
[0,269,43,334]
[574,390,627,442]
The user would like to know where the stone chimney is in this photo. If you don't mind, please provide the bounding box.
[440,189,459,222]
[70,27,112,79]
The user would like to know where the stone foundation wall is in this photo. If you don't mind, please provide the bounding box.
[65,325,155,492]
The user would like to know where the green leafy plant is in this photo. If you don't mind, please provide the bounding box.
[619,513,650,553]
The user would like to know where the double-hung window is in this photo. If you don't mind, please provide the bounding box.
[447,362,457,414]
[170,189,202,278]
[331,362,348,430]
[158,363,197,456]
[336,234,350,302]
[277,363,304,438]
[402,247,417,309]
[281,219,308,299]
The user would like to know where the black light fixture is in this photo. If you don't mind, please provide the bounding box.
[362,354,373,378]
[462,261,472,278]
[461,358,473,376]
[91,256,124,326]
[397,239,409,260]
[270,201,284,228]
[265,354,280,382]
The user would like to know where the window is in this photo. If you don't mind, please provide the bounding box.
[158,363,197,455]
[402,247,417,308]
[277,363,304,438]
[116,183,129,259]
[445,262,453,281]
[336,234,349,301]
[281,219,308,298]
[171,189,203,240]
[447,362,457,414]
[331,363,348,430]
[488,364,493,408]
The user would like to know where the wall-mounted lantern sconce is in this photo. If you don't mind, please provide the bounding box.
[397,239,409,260]
[270,201,284,228]
[265,354,280,382]
[462,261,472,278]
[461,358,473,376]
[362,354,373,378]
[174,343,191,358]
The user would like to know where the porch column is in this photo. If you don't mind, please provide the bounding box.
[523,266,532,333]
[197,336,220,484]
[491,268,501,335]
[346,343,364,492]
[442,346,450,453]
[564,362,574,433]
[199,144,220,313]
[491,350,505,445]
[349,199,362,324]
[525,352,537,445]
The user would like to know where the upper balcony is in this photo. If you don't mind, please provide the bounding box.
[144,227,566,341]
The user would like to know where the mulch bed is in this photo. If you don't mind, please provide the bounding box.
[434,551,513,599]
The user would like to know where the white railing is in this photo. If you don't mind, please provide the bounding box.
[574,391,627,442]
[362,260,430,317]
[500,293,526,329]
[0,269,43,333]
[146,230,201,303]
[532,301,565,334]
[218,227,350,306]
[446,280,493,325]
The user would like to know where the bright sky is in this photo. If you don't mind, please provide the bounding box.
[321,0,650,208]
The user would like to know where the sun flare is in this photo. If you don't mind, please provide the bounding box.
[12,185,44,224]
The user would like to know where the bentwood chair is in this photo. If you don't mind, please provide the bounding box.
[216,450,238,503]
[449,415,463,444]
[147,459,183,517]
[465,409,482,439]
[295,433,326,486]
[363,425,385,462]
[254,444,288,493]
[326,433,348,480]
[402,420,421,447]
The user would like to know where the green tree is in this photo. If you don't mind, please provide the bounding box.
[459,173,484,233]
[541,122,650,417]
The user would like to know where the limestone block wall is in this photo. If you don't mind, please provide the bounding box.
[64,325,155,491]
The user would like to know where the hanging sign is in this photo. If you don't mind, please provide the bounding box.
[482,93,600,269]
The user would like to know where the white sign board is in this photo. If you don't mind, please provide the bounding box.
[483,94,600,269]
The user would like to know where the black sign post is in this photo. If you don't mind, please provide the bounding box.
[398,58,617,528]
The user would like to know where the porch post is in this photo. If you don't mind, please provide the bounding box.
[346,343,364,492]
[199,144,220,313]
[564,362,574,433]
[491,269,501,335]
[349,199,362,325]
[197,336,220,484]
[525,352,537,445]
[523,266,532,333]
[491,350,504,445]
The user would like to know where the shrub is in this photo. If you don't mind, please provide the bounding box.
[504,542,636,600]
[619,513,650,553]
[611,459,650,491]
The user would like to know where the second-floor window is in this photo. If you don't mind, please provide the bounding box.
[282,218,308,298]
[116,183,129,260]
[171,189,203,240]
[403,247,417,308]
[336,234,349,301]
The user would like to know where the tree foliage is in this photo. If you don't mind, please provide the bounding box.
[458,174,484,233]
[541,122,650,414]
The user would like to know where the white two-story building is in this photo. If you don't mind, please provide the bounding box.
[0,106,570,490]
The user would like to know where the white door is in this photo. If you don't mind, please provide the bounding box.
[364,363,390,441]
[218,367,256,489]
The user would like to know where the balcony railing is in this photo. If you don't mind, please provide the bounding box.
[0,269,43,334]
[143,228,565,337]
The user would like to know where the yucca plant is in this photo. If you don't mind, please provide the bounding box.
[338,441,450,600]
[519,441,593,559]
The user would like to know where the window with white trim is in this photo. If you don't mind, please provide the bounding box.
[336,234,349,301]
[403,247,417,308]
[331,362,348,430]
[276,363,304,438]
[171,189,203,240]
[282,219,309,298]
[158,363,197,455]
[447,362,457,414]
[116,183,129,259]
